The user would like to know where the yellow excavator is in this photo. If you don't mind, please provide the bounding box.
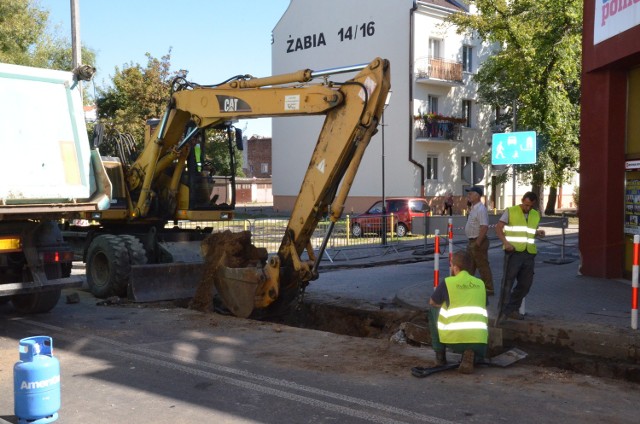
[69,57,390,318]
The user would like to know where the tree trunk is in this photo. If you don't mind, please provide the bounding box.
[545,186,558,215]
[531,184,544,213]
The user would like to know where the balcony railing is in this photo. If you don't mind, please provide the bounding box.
[414,119,463,141]
[415,57,463,83]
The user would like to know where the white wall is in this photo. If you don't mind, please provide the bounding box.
[272,0,416,201]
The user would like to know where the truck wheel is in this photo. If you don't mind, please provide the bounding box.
[86,234,130,298]
[11,290,62,314]
[11,263,63,313]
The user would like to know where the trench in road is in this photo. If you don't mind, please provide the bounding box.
[184,294,640,384]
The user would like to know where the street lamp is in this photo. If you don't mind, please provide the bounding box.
[381,91,392,245]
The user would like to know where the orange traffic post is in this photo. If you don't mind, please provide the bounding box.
[434,229,440,288]
[632,235,639,330]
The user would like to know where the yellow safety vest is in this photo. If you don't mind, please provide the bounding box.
[504,205,540,254]
[194,143,202,172]
[437,271,488,344]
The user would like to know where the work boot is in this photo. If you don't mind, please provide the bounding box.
[458,349,475,374]
[506,311,524,320]
[435,350,447,366]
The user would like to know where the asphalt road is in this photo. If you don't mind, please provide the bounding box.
[2,245,640,424]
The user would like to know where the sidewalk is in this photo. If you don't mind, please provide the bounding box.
[314,232,640,377]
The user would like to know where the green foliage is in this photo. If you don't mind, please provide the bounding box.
[0,0,96,71]
[95,52,173,155]
[205,130,245,177]
[0,0,48,65]
[449,0,582,209]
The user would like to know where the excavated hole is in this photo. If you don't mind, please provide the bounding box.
[169,296,640,383]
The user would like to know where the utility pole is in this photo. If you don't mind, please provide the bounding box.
[71,0,81,69]
[512,99,517,206]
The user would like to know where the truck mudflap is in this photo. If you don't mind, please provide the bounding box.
[0,276,83,297]
[127,263,205,303]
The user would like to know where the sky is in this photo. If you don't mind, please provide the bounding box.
[40,0,291,138]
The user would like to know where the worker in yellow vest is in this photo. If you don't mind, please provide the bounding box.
[495,191,546,322]
[429,251,488,374]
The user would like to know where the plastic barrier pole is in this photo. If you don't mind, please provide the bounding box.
[632,235,639,330]
[434,229,440,288]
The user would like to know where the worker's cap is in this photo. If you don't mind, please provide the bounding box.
[465,186,483,196]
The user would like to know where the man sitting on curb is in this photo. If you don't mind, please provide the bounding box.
[428,251,488,374]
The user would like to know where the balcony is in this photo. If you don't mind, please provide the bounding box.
[414,114,464,142]
[415,57,463,86]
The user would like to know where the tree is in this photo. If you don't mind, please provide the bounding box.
[0,0,96,71]
[95,52,173,155]
[95,51,244,176]
[449,0,582,214]
[205,129,245,178]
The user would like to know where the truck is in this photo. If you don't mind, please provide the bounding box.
[64,57,391,318]
[0,62,111,313]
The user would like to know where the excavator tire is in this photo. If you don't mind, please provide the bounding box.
[118,235,148,296]
[11,264,62,314]
[86,234,131,298]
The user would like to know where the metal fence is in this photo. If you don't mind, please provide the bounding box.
[170,214,423,255]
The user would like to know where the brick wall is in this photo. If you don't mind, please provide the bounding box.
[244,136,272,178]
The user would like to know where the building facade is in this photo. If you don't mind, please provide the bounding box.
[271,0,498,214]
[581,0,640,278]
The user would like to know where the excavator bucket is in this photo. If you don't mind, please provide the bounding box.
[190,230,269,317]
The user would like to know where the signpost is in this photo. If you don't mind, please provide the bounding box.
[492,131,537,206]
[491,131,537,166]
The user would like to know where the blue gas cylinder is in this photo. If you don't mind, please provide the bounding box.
[13,336,60,424]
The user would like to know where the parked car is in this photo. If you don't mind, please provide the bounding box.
[350,197,430,237]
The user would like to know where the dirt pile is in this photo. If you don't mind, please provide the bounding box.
[189,230,267,312]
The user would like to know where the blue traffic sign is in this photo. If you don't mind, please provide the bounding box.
[491,131,537,165]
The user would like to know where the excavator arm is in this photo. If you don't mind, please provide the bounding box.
[126,58,390,317]
[212,58,390,317]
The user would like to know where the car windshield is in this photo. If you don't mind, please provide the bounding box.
[410,200,428,213]
[367,201,384,214]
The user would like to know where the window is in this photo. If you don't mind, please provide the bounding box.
[461,156,470,180]
[427,154,439,181]
[462,99,472,127]
[260,163,269,173]
[462,45,473,73]
[429,39,442,59]
[428,95,439,114]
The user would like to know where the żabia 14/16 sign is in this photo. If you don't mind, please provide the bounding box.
[491,131,537,165]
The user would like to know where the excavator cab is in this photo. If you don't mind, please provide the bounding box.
[182,125,239,212]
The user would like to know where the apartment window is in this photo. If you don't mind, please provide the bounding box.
[428,95,439,114]
[427,154,439,181]
[462,100,472,127]
[429,39,442,59]
[461,156,471,180]
[260,163,269,173]
[462,45,473,73]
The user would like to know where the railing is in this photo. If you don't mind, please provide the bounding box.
[170,214,422,255]
[414,121,462,141]
[415,57,463,83]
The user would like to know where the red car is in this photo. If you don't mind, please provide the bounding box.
[350,197,430,237]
